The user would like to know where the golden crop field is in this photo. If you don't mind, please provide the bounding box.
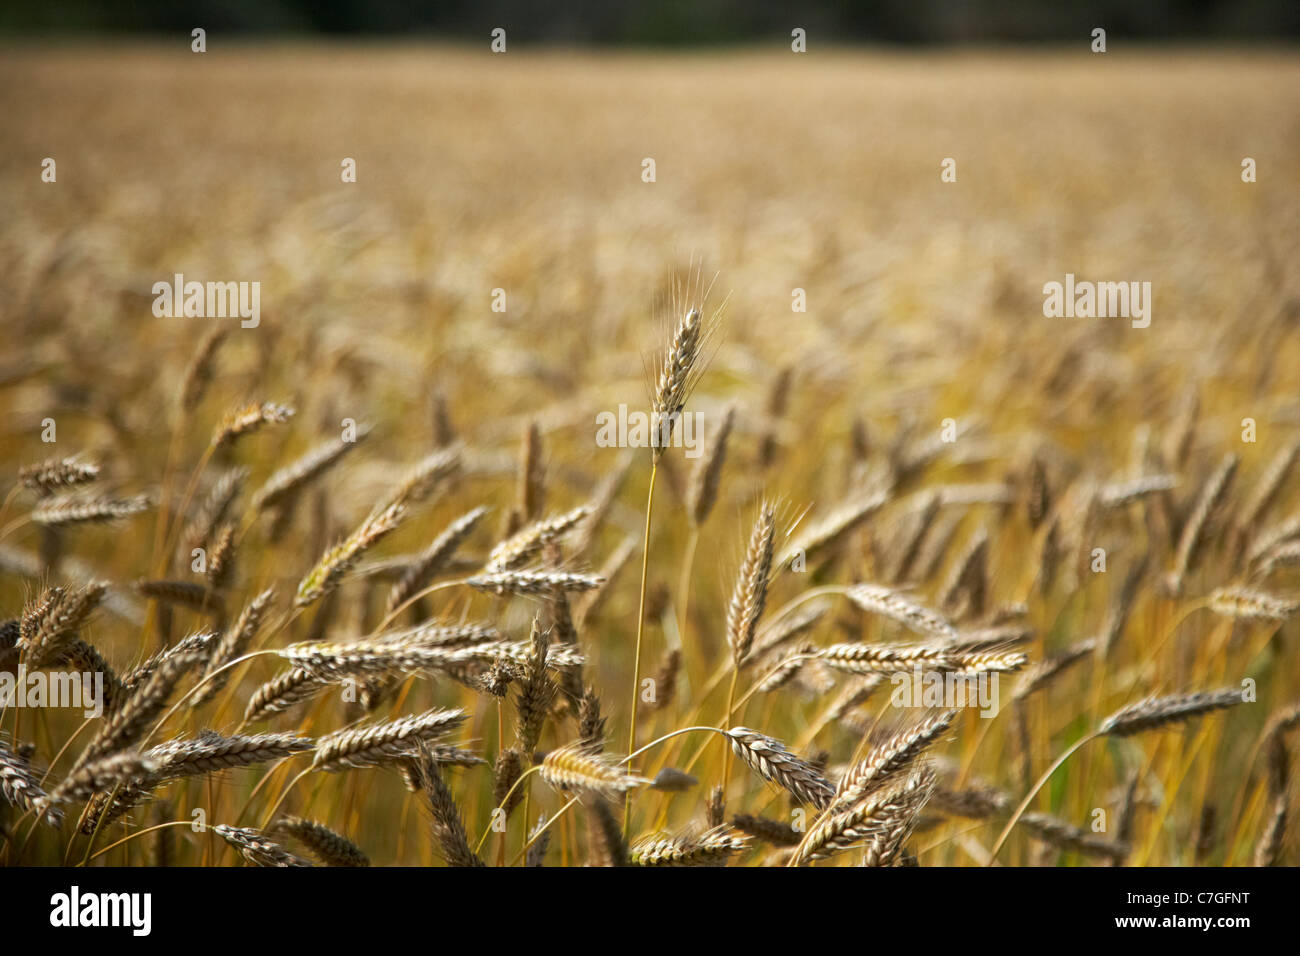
[1,43,1298,868]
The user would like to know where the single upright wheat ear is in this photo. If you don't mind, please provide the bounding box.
[512,615,555,755]
[727,503,776,667]
[652,307,704,457]
[177,327,227,413]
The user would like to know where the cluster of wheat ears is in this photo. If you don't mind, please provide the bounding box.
[0,281,1297,868]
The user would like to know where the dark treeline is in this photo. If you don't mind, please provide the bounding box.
[4,0,1299,42]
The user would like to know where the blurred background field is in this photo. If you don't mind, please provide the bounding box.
[1,38,1299,865]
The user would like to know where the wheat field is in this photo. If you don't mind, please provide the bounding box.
[1,43,1299,867]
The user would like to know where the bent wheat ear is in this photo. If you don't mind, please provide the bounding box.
[846,583,957,641]
[781,492,888,569]
[818,641,1023,676]
[280,638,464,681]
[487,505,591,572]
[1098,474,1178,508]
[192,588,276,707]
[213,824,312,867]
[76,644,206,771]
[724,727,834,809]
[311,708,467,772]
[56,638,124,712]
[296,501,405,608]
[1012,639,1096,702]
[210,401,294,449]
[244,668,326,723]
[749,602,829,663]
[468,570,604,595]
[31,493,150,527]
[135,579,225,616]
[145,730,313,780]
[1207,587,1298,622]
[46,750,157,806]
[1,737,62,826]
[386,445,462,510]
[831,709,956,811]
[730,813,801,847]
[794,764,935,866]
[929,783,1009,819]
[120,631,218,696]
[413,744,484,867]
[650,767,698,792]
[252,426,372,513]
[630,824,749,866]
[1019,812,1130,863]
[275,816,369,867]
[19,581,108,667]
[1099,689,1242,737]
[539,743,648,798]
[386,506,488,615]
[818,642,950,675]
[18,456,100,497]
[756,643,812,693]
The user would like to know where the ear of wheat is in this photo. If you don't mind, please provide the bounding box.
[311,708,468,772]
[274,816,370,867]
[213,824,313,867]
[630,824,749,866]
[1099,689,1243,737]
[539,743,648,797]
[724,727,834,809]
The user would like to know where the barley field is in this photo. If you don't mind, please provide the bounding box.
[1,44,1299,867]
